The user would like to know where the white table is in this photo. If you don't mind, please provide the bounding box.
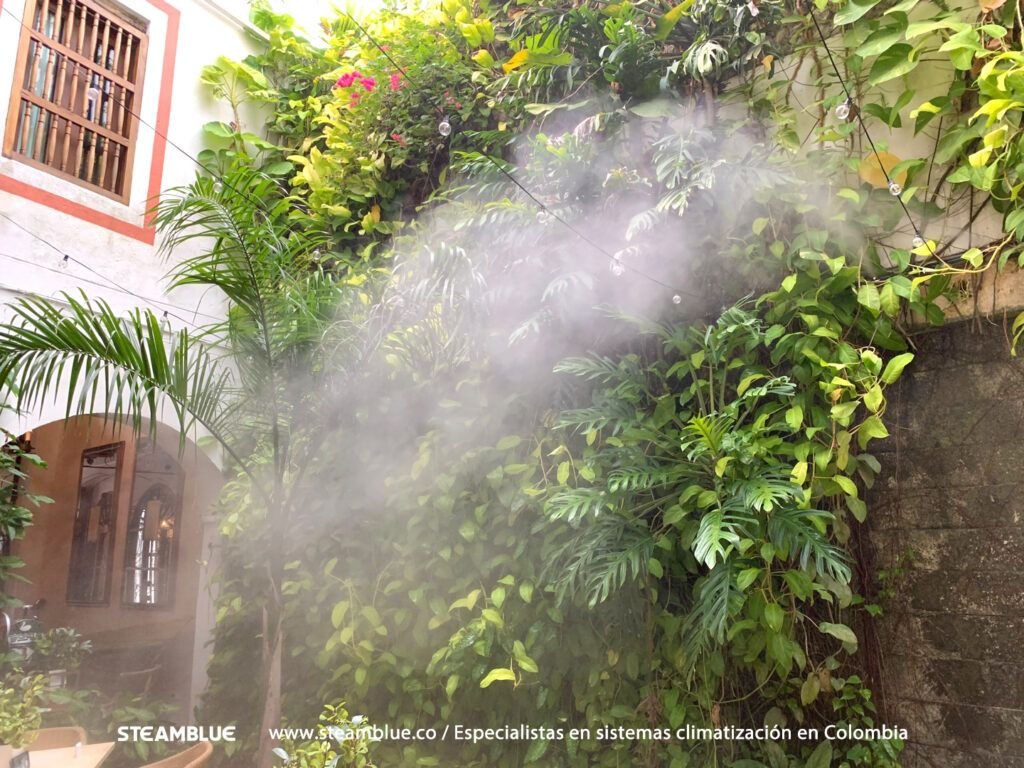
[27,742,116,767]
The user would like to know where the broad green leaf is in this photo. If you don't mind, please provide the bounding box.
[905,18,967,39]
[855,24,906,58]
[820,622,858,647]
[785,405,803,430]
[202,120,235,138]
[801,673,821,705]
[481,608,504,627]
[763,603,784,633]
[472,49,495,68]
[857,283,881,313]
[496,435,522,450]
[834,0,880,25]
[629,99,679,118]
[491,586,506,609]
[446,674,460,698]
[736,567,761,590]
[881,352,914,383]
[847,495,868,523]
[864,384,883,413]
[525,739,549,763]
[331,602,349,629]
[830,401,858,424]
[879,283,900,317]
[857,415,890,448]
[962,247,984,268]
[833,475,858,496]
[805,741,833,768]
[519,582,534,603]
[868,44,919,86]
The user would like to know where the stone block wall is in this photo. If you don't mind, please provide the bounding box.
[868,319,1024,767]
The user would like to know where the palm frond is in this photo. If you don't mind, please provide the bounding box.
[544,487,612,523]
[154,167,331,369]
[607,463,693,493]
[553,355,625,384]
[547,514,654,607]
[680,414,734,460]
[553,396,636,435]
[0,292,239,464]
[766,507,851,583]
[680,562,744,664]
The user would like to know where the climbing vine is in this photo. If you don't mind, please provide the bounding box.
[182,0,1024,766]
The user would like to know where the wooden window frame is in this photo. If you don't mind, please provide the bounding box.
[120,478,181,610]
[3,0,149,203]
[66,442,124,607]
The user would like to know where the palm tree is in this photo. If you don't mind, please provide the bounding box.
[0,166,359,768]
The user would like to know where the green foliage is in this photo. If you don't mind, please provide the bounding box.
[0,422,49,612]
[26,628,92,673]
[536,305,902,765]
[12,0,1022,765]
[188,2,975,766]
[0,676,44,747]
[276,703,377,768]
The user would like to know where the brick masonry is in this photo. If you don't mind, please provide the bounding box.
[868,318,1024,767]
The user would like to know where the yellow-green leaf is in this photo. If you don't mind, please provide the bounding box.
[653,0,697,40]
[480,668,516,688]
[881,352,914,384]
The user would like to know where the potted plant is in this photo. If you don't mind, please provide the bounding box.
[27,629,92,689]
[0,675,45,764]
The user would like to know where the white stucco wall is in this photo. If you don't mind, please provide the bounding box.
[0,0,261,431]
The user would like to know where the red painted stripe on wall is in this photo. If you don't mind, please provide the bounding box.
[142,0,180,228]
[0,174,156,243]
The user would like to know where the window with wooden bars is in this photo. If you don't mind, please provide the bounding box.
[121,440,183,609]
[3,0,148,201]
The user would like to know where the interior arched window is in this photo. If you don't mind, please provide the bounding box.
[122,440,183,607]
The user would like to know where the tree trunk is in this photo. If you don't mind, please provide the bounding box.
[256,608,283,768]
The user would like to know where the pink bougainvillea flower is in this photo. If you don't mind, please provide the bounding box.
[391,132,407,146]
[361,77,376,90]
[335,72,356,88]
[389,73,403,91]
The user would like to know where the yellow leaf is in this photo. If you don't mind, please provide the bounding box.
[762,54,774,71]
[911,239,937,256]
[371,204,381,223]
[969,147,992,167]
[983,125,1008,149]
[502,49,530,73]
[859,151,906,190]
[909,100,941,118]
[472,49,495,68]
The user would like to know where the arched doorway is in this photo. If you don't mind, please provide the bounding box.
[3,415,222,722]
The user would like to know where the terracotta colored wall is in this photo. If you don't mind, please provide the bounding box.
[11,416,203,642]
[7,415,220,717]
